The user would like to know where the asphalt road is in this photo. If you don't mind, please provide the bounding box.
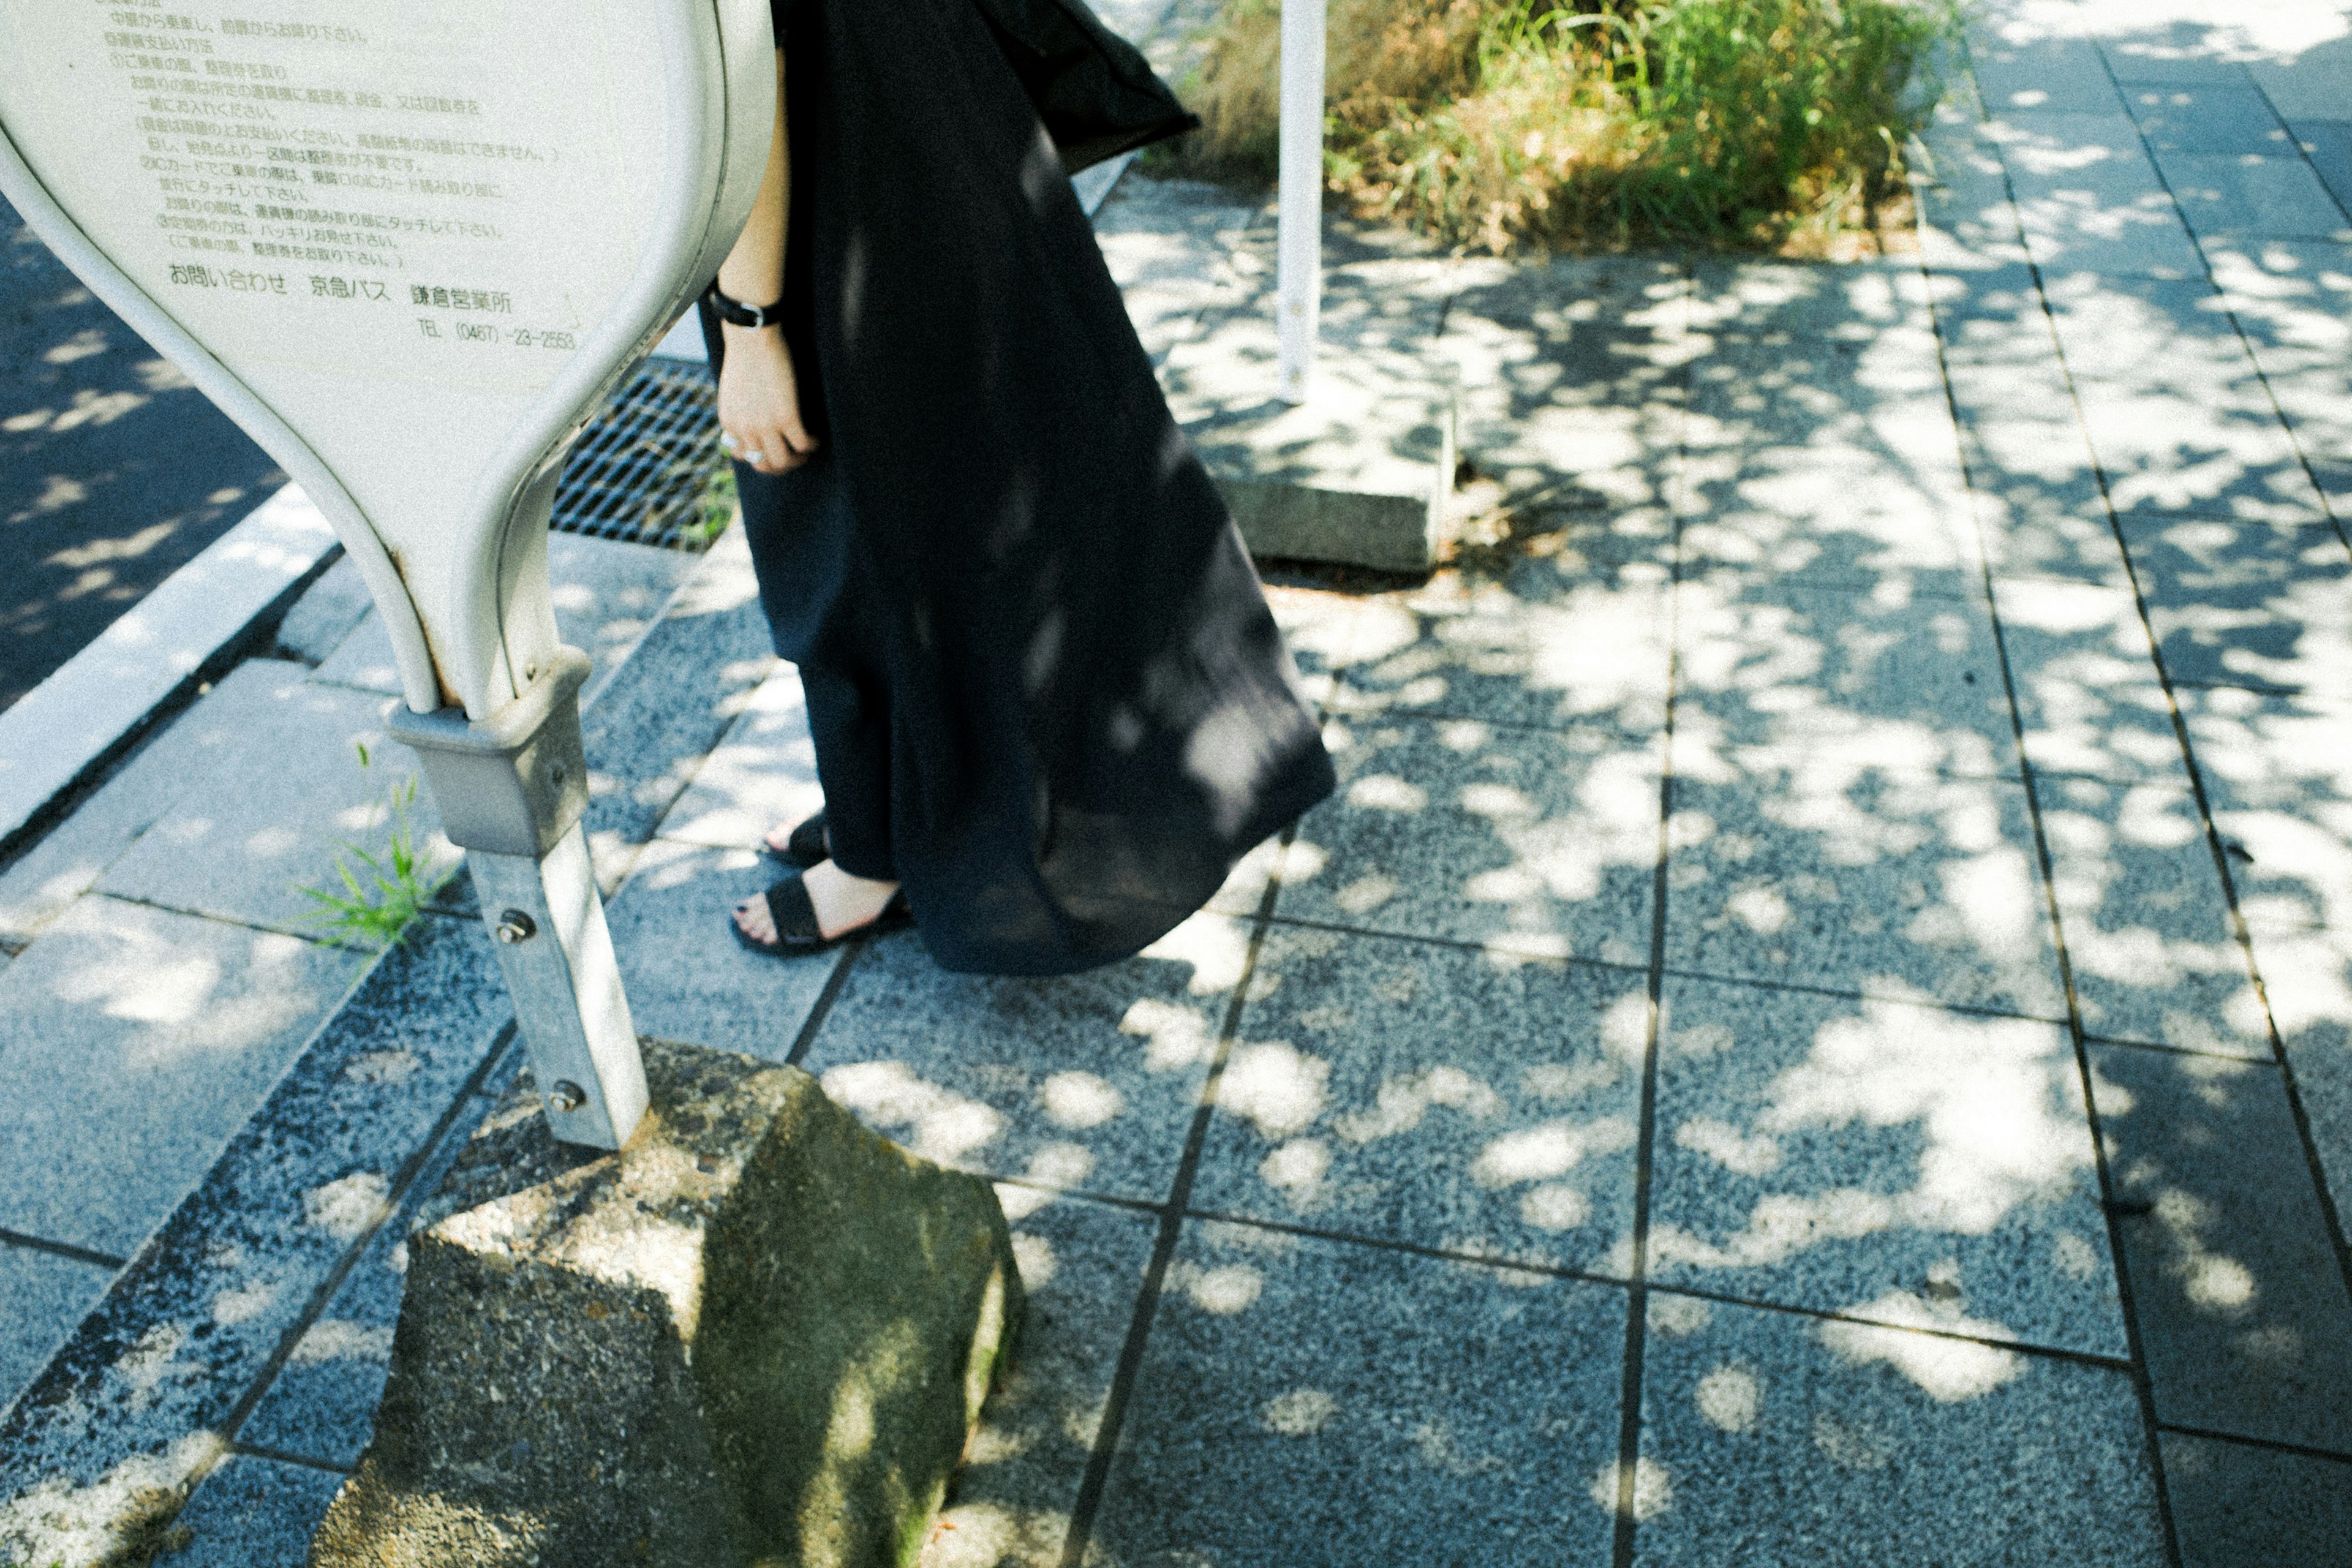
[2,194,285,714]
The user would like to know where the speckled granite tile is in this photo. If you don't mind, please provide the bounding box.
[1194,925,1645,1273]
[1648,975,2124,1357]
[1087,1221,1625,1567]
[1634,1292,2165,1566]
[1281,715,1660,964]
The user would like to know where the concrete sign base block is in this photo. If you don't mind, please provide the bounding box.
[1205,388,1458,576]
[309,1039,1022,1568]
[1170,330,1459,576]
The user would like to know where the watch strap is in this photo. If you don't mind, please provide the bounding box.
[704,281,782,329]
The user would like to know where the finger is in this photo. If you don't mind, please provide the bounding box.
[778,410,818,456]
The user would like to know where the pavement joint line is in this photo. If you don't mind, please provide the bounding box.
[2084,1030,2305,1066]
[1254,910,2090,1027]
[926,1182,2148,1376]
[2154,1420,2352,1468]
[1055,826,1290,1568]
[0,1228,126,1272]
[1612,276,1689,1568]
[1923,130,2188,1563]
[82,889,382,957]
[217,1017,518,1449]
[227,1439,352,1476]
[1166,1201,2147,1371]
[1319,698,1667,746]
[781,937,865,1071]
[2026,61,2352,1322]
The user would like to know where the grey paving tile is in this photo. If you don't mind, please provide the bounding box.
[2162,1429,2352,1568]
[90,677,461,938]
[1925,270,2128,584]
[165,1453,347,1568]
[2176,682,2352,930]
[2040,273,2328,522]
[2290,119,2352,217]
[0,899,356,1257]
[2119,511,2352,695]
[1438,251,1692,509]
[1087,1221,1625,1568]
[1971,34,2127,116]
[919,1191,1153,1568]
[1986,111,2204,279]
[239,1112,480,1468]
[1676,577,2018,781]
[1912,123,2034,273]
[1664,763,2064,1018]
[2101,40,2259,89]
[1280,715,1659,964]
[2122,81,2295,154]
[801,913,1250,1202]
[1635,1292,2166,1566]
[1648,976,2121,1355]
[1262,582,1371,691]
[0,661,323,943]
[601,839,847,1062]
[1093,175,1264,366]
[0,1246,111,1418]
[2092,1042,2352,1454]
[0,914,507,1555]
[1989,576,2185,785]
[2202,236,2352,507]
[2038,775,2267,1055]
[1325,571,1672,736]
[1193,925,1645,1272]
[2251,51,2352,124]
[1681,262,1980,603]
[309,532,695,706]
[2161,151,2351,240]
[646,662,823,856]
[2228,919,2352,1234]
[576,530,778,858]
[270,553,372,666]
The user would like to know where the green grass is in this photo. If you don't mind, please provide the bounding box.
[692,460,739,546]
[1173,0,1959,255]
[296,741,430,951]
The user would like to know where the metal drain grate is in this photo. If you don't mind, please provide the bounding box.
[551,358,726,552]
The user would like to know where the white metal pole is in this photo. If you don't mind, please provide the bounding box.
[1276,0,1327,405]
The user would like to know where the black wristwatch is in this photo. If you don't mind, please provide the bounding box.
[704,280,782,329]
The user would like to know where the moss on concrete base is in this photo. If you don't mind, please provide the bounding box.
[309,1039,1022,1568]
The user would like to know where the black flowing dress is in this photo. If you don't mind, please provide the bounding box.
[706,0,1335,977]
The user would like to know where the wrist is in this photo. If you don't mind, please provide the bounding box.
[720,318,786,353]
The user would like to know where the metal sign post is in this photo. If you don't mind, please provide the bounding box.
[0,0,777,1148]
[1276,0,1327,405]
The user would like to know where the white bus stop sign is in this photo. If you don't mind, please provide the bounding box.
[0,0,777,1148]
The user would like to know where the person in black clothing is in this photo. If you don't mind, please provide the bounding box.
[706,0,1333,977]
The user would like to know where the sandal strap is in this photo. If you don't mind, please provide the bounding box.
[786,809,829,865]
[763,875,824,944]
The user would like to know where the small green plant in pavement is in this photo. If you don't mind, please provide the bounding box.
[296,741,429,951]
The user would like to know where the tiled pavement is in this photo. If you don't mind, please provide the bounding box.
[9,0,2352,1563]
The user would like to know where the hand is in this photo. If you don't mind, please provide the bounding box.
[716,323,818,475]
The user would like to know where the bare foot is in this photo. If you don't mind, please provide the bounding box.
[734,859,900,946]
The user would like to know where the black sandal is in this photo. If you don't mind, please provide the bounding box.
[729,872,911,958]
[758,809,829,869]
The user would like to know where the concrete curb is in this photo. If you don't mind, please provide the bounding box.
[0,485,341,859]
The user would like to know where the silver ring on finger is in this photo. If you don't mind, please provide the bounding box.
[744,450,767,466]
[718,432,739,453]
